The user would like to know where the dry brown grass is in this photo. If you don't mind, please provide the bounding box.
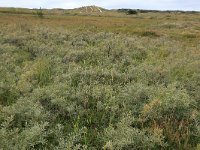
[0,11,199,43]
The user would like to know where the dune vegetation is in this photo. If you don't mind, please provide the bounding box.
[0,7,200,150]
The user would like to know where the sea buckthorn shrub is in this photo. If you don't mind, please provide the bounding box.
[0,18,199,150]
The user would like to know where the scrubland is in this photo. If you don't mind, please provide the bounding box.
[0,9,200,149]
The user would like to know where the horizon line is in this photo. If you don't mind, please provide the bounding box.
[0,6,200,12]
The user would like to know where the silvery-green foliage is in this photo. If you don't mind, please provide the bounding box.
[116,83,153,115]
[103,113,165,150]
[0,20,199,149]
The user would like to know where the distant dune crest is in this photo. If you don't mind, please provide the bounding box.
[74,5,106,13]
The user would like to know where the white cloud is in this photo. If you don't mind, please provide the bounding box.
[0,0,199,11]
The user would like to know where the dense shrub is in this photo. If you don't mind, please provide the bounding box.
[127,9,138,15]
[0,14,199,149]
[103,114,166,150]
[36,8,44,18]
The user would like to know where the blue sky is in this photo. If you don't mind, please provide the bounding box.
[0,0,199,11]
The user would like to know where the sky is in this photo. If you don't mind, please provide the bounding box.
[0,0,199,11]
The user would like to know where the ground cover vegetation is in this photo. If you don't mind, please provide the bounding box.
[0,7,200,150]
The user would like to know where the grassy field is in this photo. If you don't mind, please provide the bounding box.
[0,8,200,150]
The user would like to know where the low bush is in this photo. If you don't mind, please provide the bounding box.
[127,9,138,15]
[0,14,199,149]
